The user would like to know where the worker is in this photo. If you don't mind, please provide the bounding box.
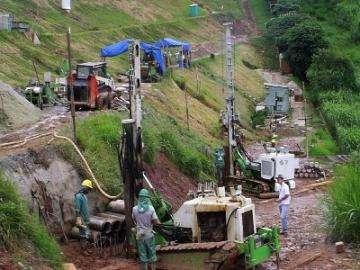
[132,188,160,270]
[74,179,94,241]
[276,175,291,236]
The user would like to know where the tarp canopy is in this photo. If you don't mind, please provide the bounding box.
[154,37,191,53]
[100,39,166,74]
[100,39,131,58]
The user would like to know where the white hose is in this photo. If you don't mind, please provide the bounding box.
[0,131,122,200]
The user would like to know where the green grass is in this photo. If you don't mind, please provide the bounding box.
[0,173,63,269]
[308,128,340,157]
[60,107,216,192]
[249,0,272,31]
[324,154,360,243]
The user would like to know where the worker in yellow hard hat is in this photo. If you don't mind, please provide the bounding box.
[74,179,94,242]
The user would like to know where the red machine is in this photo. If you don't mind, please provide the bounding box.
[68,62,114,109]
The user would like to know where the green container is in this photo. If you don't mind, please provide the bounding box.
[189,3,200,17]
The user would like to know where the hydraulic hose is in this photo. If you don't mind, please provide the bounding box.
[0,131,122,200]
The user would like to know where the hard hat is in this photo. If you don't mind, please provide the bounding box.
[82,179,94,189]
[272,134,278,139]
[271,139,277,143]
[139,188,151,198]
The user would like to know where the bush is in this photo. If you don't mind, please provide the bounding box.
[337,127,360,153]
[280,20,328,80]
[265,12,307,47]
[271,2,300,16]
[325,155,360,243]
[308,128,339,157]
[307,50,358,92]
[250,109,267,129]
[0,174,62,269]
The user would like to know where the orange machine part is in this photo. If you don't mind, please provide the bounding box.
[88,75,98,108]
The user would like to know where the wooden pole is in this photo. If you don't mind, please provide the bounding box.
[67,27,76,143]
[121,119,136,257]
[185,88,190,131]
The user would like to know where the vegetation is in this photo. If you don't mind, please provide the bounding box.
[0,173,62,269]
[307,50,358,93]
[308,128,339,157]
[325,154,360,243]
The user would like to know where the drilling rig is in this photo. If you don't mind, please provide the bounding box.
[217,23,298,198]
[116,26,281,270]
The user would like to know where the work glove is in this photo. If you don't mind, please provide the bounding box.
[76,216,83,227]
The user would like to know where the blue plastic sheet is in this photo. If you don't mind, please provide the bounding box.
[100,39,131,57]
[154,37,191,52]
[100,39,166,74]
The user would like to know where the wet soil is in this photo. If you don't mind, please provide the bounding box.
[255,178,360,270]
[143,153,197,211]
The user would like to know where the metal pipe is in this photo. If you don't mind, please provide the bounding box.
[89,216,111,234]
[107,199,126,214]
[70,226,101,242]
[96,213,124,232]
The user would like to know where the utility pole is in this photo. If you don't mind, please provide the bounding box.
[224,22,236,181]
[121,40,142,257]
[67,27,76,143]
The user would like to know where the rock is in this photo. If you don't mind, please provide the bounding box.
[63,263,77,270]
[335,241,345,253]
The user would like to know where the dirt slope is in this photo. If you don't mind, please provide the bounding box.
[0,81,41,131]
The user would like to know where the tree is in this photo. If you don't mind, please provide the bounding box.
[265,13,309,52]
[307,50,358,92]
[280,20,328,80]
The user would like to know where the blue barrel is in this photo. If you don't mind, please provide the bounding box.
[189,4,200,17]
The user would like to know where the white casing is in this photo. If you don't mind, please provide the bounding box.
[258,152,299,180]
[174,195,256,243]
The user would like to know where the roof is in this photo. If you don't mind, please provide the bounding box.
[157,241,235,252]
[77,62,106,67]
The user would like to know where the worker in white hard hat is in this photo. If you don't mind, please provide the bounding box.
[74,179,94,241]
[276,175,291,236]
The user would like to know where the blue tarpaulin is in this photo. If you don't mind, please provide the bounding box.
[154,37,191,53]
[100,39,131,58]
[100,39,166,74]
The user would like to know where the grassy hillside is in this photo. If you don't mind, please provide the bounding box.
[62,42,264,193]
[0,173,63,269]
[0,0,243,86]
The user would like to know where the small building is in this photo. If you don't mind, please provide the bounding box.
[264,83,290,115]
[0,14,13,31]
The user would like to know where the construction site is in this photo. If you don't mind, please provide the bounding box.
[0,0,359,269]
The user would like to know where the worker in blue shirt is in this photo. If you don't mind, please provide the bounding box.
[74,179,94,240]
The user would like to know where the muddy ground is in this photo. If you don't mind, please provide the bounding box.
[256,179,360,270]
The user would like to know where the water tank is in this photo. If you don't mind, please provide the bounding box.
[61,0,71,10]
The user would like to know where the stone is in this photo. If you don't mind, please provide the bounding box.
[335,241,345,253]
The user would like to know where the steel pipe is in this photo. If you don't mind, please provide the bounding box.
[70,226,101,242]
[89,216,111,234]
[96,213,125,232]
[107,199,126,214]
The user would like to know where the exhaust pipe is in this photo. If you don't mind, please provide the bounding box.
[107,200,126,214]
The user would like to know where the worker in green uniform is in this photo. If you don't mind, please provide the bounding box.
[132,189,160,270]
[74,179,94,240]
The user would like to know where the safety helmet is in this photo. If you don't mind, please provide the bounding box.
[82,179,94,189]
[139,188,151,198]
[271,139,277,144]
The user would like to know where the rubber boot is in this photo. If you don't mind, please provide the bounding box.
[139,263,148,270]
